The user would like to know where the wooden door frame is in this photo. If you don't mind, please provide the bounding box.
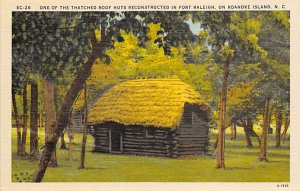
[108,126,123,153]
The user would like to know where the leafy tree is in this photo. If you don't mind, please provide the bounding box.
[73,23,213,110]
[12,11,199,182]
[192,11,268,168]
[227,81,261,147]
[12,41,29,156]
[258,12,290,148]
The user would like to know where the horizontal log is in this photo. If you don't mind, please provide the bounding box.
[95,141,109,144]
[95,139,108,143]
[94,134,109,137]
[123,143,168,148]
[93,132,109,135]
[126,140,170,145]
[178,137,208,141]
[124,134,168,140]
[95,144,109,148]
[95,140,109,144]
[124,133,144,137]
[124,144,166,150]
[124,151,167,157]
[124,148,167,154]
[178,144,208,148]
[94,129,109,132]
[179,142,207,146]
[178,144,206,149]
[178,140,208,144]
[123,139,171,144]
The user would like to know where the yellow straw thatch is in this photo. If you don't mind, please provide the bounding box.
[88,78,208,128]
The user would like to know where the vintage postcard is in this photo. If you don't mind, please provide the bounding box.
[0,0,299,190]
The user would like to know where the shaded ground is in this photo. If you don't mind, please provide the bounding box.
[11,129,290,182]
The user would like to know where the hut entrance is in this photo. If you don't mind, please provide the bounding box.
[110,126,123,153]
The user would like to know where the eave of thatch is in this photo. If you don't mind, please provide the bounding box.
[88,78,208,128]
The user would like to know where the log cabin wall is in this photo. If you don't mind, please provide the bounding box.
[177,104,210,156]
[90,124,110,153]
[122,125,173,157]
[89,105,209,157]
[90,122,175,157]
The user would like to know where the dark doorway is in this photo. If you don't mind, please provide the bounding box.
[111,126,121,152]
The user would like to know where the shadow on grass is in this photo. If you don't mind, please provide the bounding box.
[267,152,290,158]
[226,167,252,170]
[57,164,72,168]
[79,167,105,170]
[226,150,290,159]
[266,160,286,163]
[226,150,259,157]
[268,145,290,150]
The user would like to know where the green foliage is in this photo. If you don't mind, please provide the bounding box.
[73,23,213,111]
[259,12,290,64]
[12,11,290,138]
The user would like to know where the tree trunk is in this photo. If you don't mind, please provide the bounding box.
[42,78,58,167]
[267,109,273,134]
[281,116,290,144]
[217,92,226,169]
[259,97,271,162]
[275,109,283,147]
[12,93,22,155]
[60,133,67,150]
[67,111,74,160]
[21,82,28,156]
[38,113,43,128]
[80,82,88,169]
[244,127,253,148]
[249,128,261,146]
[234,124,237,139]
[230,123,236,140]
[216,55,230,169]
[33,29,111,182]
[30,81,39,158]
[49,125,58,168]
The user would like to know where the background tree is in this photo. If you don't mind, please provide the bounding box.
[258,12,290,148]
[42,79,58,166]
[227,81,261,147]
[12,42,30,156]
[281,114,290,144]
[30,81,39,157]
[194,11,268,168]
[21,82,28,156]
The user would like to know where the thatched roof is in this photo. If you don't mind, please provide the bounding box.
[88,78,208,128]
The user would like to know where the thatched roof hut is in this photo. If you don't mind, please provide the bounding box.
[88,78,209,127]
[88,78,210,157]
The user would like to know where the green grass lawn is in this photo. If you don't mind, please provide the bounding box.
[11,128,290,182]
